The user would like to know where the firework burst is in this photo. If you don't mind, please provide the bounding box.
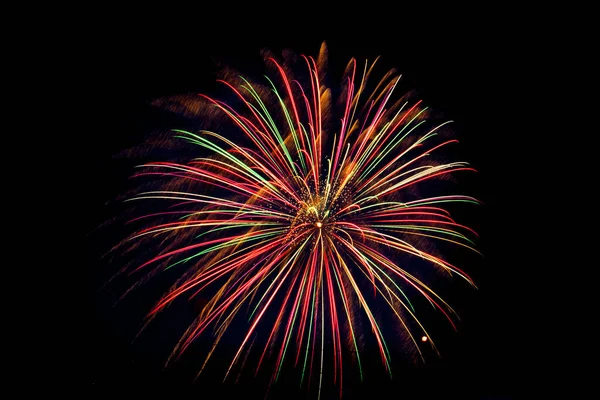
[114,43,480,398]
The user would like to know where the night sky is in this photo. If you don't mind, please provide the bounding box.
[85,24,523,399]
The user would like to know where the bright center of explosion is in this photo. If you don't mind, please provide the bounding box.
[289,194,333,233]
